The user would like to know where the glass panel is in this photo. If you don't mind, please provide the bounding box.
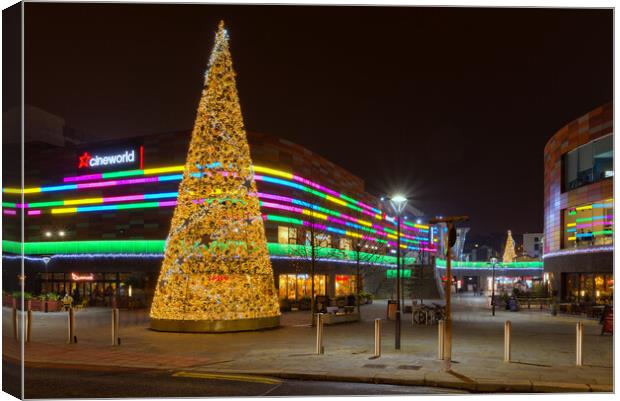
[577,142,594,186]
[564,149,578,190]
[278,275,287,299]
[563,134,612,191]
[593,135,613,180]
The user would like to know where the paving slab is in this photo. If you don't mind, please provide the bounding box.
[2,295,613,393]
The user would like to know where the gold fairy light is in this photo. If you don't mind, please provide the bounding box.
[150,21,280,332]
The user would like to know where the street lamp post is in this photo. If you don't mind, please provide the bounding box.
[390,194,407,351]
[490,257,497,316]
[429,215,469,369]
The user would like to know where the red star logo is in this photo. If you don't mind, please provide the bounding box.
[78,152,92,168]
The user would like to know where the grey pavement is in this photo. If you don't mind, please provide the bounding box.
[2,294,614,393]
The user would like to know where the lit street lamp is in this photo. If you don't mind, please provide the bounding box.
[389,194,407,351]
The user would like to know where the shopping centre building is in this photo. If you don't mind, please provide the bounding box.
[2,128,437,307]
[543,102,613,304]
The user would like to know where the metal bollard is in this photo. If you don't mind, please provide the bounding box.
[26,309,32,343]
[316,313,324,355]
[67,307,75,344]
[504,321,511,362]
[576,321,583,366]
[373,319,381,358]
[111,308,120,346]
[438,320,445,360]
[12,305,18,341]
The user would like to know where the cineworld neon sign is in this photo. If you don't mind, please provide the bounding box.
[78,146,143,170]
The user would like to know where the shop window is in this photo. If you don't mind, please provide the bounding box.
[305,232,331,248]
[278,274,326,300]
[278,226,297,245]
[563,134,613,191]
[335,274,357,296]
[339,238,352,251]
[563,199,613,249]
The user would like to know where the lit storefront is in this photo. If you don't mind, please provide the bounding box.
[278,274,326,300]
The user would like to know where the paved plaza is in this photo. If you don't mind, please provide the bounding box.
[2,295,613,392]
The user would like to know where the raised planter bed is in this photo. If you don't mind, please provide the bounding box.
[314,311,359,325]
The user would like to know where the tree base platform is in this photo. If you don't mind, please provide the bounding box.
[150,315,280,332]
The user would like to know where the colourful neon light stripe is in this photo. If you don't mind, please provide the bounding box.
[7,165,419,232]
[263,214,435,252]
[3,209,16,215]
[25,165,382,215]
[257,192,427,239]
[259,201,428,244]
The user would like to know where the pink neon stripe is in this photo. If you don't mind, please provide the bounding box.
[261,202,303,214]
[292,175,339,197]
[64,173,103,183]
[257,192,293,203]
[27,210,41,216]
[3,209,16,215]
[77,180,119,189]
[158,200,178,207]
[103,195,145,203]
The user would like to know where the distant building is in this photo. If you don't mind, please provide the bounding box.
[471,244,496,262]
[523,233,543,259]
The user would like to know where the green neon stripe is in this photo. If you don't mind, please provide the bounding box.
[28,200,65,208]
[264,215,304,226]
[592,230,613,235]
[115,201,159,211]
[435,259,543,269]
[102,170,144,179]
[2,240,416,266]
[2,202,17,208]
[2,240,166,255]
[2,241,22,254]
[339,194,357,204]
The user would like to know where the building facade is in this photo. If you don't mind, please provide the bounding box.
[543,102,613,304]
[522,233,543,259]
[2,129,436,307]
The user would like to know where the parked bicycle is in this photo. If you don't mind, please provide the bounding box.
[412,303,446,325]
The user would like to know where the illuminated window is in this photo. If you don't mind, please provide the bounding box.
[305,232,331,248]
[335,275,357,296]
[278,226,297,245]
[339,238,352,251]
[278,274,326,300]
[563,199,613,249]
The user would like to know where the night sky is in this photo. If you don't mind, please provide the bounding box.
[24,3,612,236]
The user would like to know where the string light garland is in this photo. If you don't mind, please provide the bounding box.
[149,22,280,332]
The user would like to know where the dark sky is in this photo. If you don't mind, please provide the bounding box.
[24,3,613,235]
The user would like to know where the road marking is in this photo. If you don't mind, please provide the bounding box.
[172,371,281,385]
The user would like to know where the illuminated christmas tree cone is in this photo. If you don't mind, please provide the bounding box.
[150,21,280,332]
[502,230,517,263]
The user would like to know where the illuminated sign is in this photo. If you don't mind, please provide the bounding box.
[77,145,143,171]
[71,272,94,281]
